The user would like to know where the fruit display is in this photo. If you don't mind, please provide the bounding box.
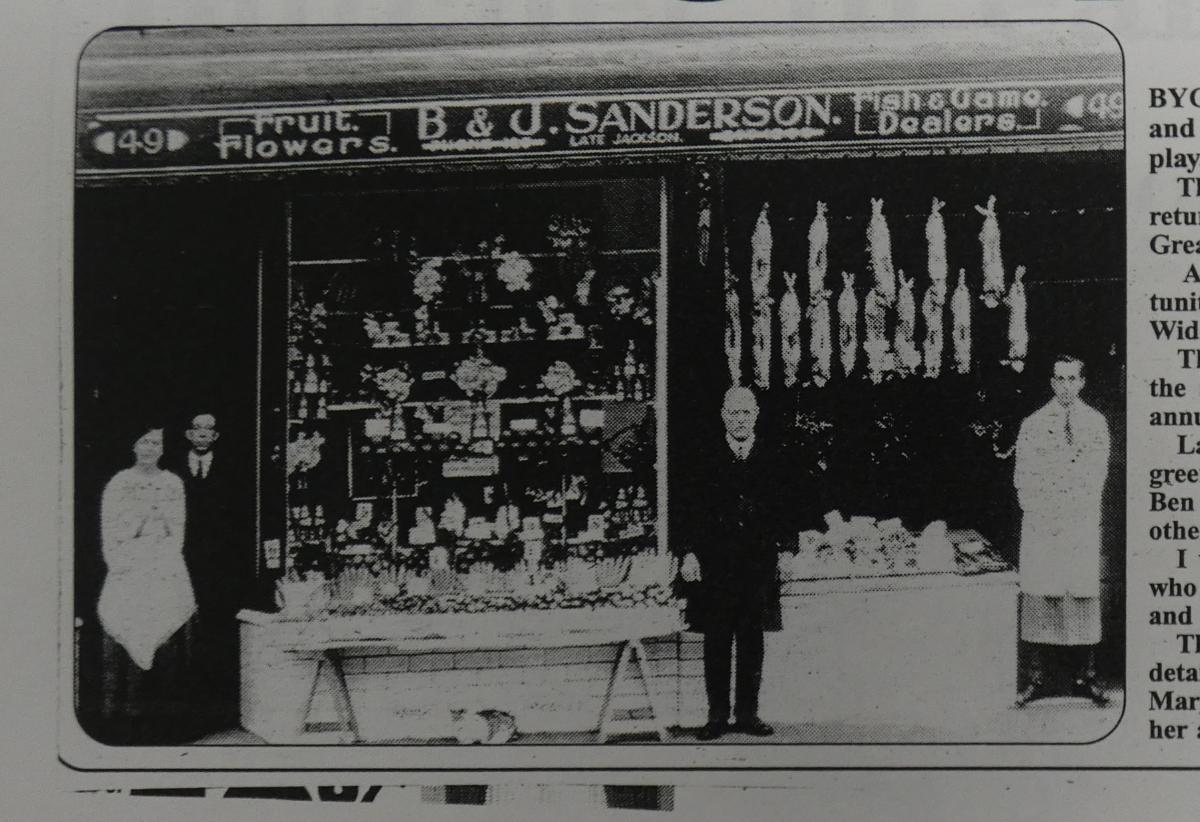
[781,511,1011,580]
[279,545,680,619]
[328,581,677,617]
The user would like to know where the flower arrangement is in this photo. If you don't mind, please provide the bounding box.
[360,363,414,405]
[494,249,533,292]
[286,431,326,476]
[539,360,580,397]
[452,352,508,398]
[413,257,445,303]
[540,360,582,435]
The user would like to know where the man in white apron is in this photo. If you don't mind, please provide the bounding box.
[1013,355,1111,707]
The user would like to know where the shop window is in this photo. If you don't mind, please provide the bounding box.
[278,175,668,620]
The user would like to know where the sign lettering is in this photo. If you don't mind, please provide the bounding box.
[78,80,1122,176]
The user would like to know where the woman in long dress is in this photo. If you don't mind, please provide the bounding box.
[96,425,197,743]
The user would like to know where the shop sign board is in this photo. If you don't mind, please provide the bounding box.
[77,79,1122,177]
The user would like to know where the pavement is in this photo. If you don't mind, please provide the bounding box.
[193,683,1123,745]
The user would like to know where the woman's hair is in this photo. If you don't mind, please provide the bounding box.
[126,420,166,459]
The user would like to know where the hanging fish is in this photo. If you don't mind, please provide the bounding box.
[1004,264,1029,373]
[950,269,972,374]
[750,203,773,306]
[697,200,711,269]
[922,282,945,379]
[807,201,829,301]
[868,198,897,305]
[894,271,921,375]
[837,271,859,378]
[926,197,948,294]
[975,195,1006,308]
[722,242,743,386]
[780,272,803,387]
[809,289,833,388]
[863,286,891,384]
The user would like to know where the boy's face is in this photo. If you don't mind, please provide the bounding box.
[186,414,219,453]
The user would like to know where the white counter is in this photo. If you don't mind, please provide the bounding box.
[239,572,1018,742]
[239,605,685,742]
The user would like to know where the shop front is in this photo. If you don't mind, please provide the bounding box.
[73,22,1124,745]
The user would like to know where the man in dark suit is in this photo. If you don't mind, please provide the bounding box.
[176,412,244,731]
[680,387,782,740]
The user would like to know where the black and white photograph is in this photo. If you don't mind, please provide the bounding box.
[68,21,1125,758]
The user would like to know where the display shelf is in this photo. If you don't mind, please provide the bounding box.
[388,535,655,552]
[328,394,648,412]
[289,247,661,267]
[350,437,608,457]
[317,336,590,352]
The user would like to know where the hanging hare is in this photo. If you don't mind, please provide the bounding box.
[807,201,829,301]
[780,271,803,387]
[894,271,921,375]
[809,289,833,387]
[868,197,897,305]
[863,285,891,384]
[837,271,859,378]
[926,197,948,293]
[1004,264,1029,372]
[975,195,1006,308]
[750,202,773,306]
[752,300,772,390]
[722,242,743,386]
[921,281,946,379]
[749,205,773,389]
[950,268,972,374]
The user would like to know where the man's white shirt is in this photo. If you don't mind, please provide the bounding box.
[188,451,213,479]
